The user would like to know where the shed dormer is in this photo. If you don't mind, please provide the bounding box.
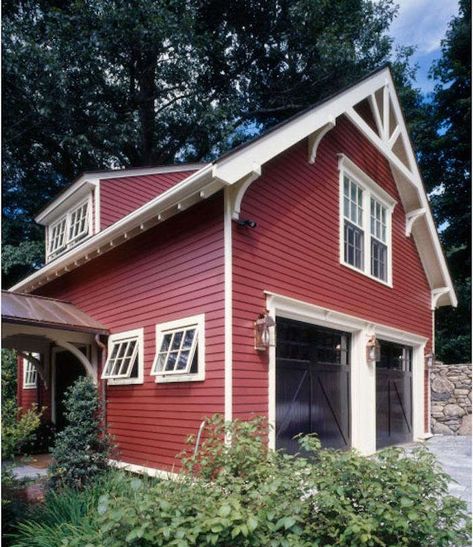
[36,181,96,263]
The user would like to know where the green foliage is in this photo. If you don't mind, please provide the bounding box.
[1,349,18,406]
[1,400,43,461]
[13,415,471,546]
[3,0,409,288]
[48,377,112,491]
[419,0,471,362]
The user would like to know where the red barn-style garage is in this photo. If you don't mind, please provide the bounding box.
[4,66,456,474]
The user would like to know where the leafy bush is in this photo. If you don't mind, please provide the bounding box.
[49,377,112,490]
[1,399,43,460]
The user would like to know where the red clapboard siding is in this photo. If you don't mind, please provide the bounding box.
[35,194,225,471]
[99,170,196,229]
[232,115,432,425]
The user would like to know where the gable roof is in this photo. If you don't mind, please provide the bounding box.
[10,66,456,309]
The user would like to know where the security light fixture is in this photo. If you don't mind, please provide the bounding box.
[238,219,257,228]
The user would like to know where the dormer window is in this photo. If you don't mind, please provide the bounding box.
[46,197,92,261]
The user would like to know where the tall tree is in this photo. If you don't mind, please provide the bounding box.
[420,0,471,363]
[3,0,409,287]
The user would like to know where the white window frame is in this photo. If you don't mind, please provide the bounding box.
[102,328,144,385]
[23,354,39,389]
[338,154,396,287]
[151,314,205,383]
[46,194,93,262]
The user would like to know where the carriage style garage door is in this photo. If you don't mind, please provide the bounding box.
[376,340,413,448]
[275,318,351,454]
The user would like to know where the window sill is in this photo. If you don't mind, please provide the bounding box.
[107,377,143,386]
[154,372,205,384]
[23,385,37,390]
[340,261,393,288]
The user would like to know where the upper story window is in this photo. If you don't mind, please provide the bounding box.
[23,354,39,389]
[151,314,205,383]
[47,197,92,261]
[339,155,396,286]
[101,328,144,385]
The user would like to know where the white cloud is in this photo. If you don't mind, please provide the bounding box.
[389,0,459,53]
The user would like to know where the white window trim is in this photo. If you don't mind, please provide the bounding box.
[104,328,144,385]
[338,154,396,287]
[46,194,94,262]
[23,354,39,389]
[151,314,205,383]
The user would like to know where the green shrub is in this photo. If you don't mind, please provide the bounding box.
[48,377,112,491]
[1,399,43,460]
[12,414,467,546]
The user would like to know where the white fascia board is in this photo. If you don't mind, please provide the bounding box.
[213,69,391,185]
[382,72,457,308]
[36,181,98,225]
[11,164,215,292]
[35,164,205,224]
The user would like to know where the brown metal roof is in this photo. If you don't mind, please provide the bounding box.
[2,291,109,335]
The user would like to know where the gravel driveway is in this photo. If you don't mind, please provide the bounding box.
[424,435,472,512]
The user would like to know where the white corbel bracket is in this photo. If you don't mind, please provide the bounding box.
[17,351,49,389]
[431,287,450,310]
[308,117,336,164]
[405,208,426,237]
[229,164,262,220]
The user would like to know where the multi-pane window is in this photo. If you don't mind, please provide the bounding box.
[47,197,92,261]
[340,159,394,285]
[69,202,90,243]
[49,218,67,256]
[370,198,388,281]
[102,329,143,384]
[151,315,205,382]
[343,176,364,270]
[23,354,39,389]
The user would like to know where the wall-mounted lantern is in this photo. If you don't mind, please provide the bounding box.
[255,312,275,351]
[366,335,380,364]
[425,353,435,368]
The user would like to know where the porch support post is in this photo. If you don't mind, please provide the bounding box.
[52,339,97,384]
[350,326,377,455]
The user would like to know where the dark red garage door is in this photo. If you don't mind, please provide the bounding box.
[275,318,351,454]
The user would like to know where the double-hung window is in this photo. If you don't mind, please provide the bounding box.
[47,197,92,261]
[102,329,144,385]
[151,314,205,383]
[23,354,39,389]
[339,155,395,285]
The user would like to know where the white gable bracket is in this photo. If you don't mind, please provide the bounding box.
[432,287,451,310]
[405,208,426,237]
[229,164,262,220]
[308,117,336,163]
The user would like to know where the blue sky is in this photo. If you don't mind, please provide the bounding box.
[388,0,460,94]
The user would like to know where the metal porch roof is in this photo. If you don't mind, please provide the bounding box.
[1,291,109,335]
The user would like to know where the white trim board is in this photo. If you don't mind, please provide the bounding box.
[108,459,180,481]
[223,188,233,423]
[265,291,427,455]
[36,164,205,224]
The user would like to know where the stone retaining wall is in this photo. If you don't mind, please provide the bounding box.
[431,363,472,435]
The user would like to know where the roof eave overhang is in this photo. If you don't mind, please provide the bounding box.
[2,316,109,336]
[13,66,456,308]
[11,163,216,293]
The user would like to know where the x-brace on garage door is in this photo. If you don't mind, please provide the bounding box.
[276,318,351,454]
